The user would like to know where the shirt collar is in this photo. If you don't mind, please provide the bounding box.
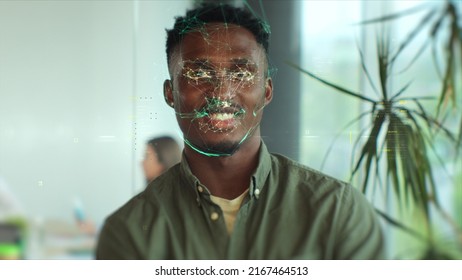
[179,141,272,205]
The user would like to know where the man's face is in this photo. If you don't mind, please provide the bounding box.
[164,23,272,156]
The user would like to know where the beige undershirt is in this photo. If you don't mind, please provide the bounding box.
[210,189,249,235]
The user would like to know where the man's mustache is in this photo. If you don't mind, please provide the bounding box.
[198,99,245,117]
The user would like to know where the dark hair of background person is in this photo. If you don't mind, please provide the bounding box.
[165,3,271,65]
[147,136,181,170]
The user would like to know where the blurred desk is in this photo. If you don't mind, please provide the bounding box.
[27,219,96,260]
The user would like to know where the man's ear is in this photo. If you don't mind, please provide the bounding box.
[163,79,175,108]
[264,78,273,105]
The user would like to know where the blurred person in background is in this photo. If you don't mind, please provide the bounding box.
[142,136,181,184]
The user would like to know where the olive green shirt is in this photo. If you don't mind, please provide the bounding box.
[96,143,384,259]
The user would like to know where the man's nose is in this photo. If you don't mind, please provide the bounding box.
[207,72,235,99]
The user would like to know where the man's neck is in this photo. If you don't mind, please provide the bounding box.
[184,135,261,200]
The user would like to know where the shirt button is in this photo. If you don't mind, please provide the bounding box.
[197,186,204,193]
[254,188,260,195]
[210,212,219,221]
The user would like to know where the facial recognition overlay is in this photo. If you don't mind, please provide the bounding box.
[163,5,274,157]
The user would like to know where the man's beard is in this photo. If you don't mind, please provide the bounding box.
[204,141,241,155]
[186,139,242,157]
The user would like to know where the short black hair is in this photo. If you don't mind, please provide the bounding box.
[165,3,271,65]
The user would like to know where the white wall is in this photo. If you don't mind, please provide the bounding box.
[0,0,191,225]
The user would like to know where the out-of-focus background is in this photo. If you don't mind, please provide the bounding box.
[0,0,460,259]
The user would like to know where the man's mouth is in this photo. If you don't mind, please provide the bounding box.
[196,102,246,132]
[209,112,235,121]
[204,110,241,132]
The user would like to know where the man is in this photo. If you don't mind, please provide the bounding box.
[96,3,383,259]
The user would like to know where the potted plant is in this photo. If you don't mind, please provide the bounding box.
[291,0,461,259]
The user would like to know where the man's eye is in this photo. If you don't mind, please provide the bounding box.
[184,69,213,80]
[230,70,254,81]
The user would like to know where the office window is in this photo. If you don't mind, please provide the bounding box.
[299,0,461,258]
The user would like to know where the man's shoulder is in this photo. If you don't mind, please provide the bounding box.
[104,165,181,223]
[267,153,377,229]
[269,152,349,188]
[103,189,150,225]
[266,152,366,206]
